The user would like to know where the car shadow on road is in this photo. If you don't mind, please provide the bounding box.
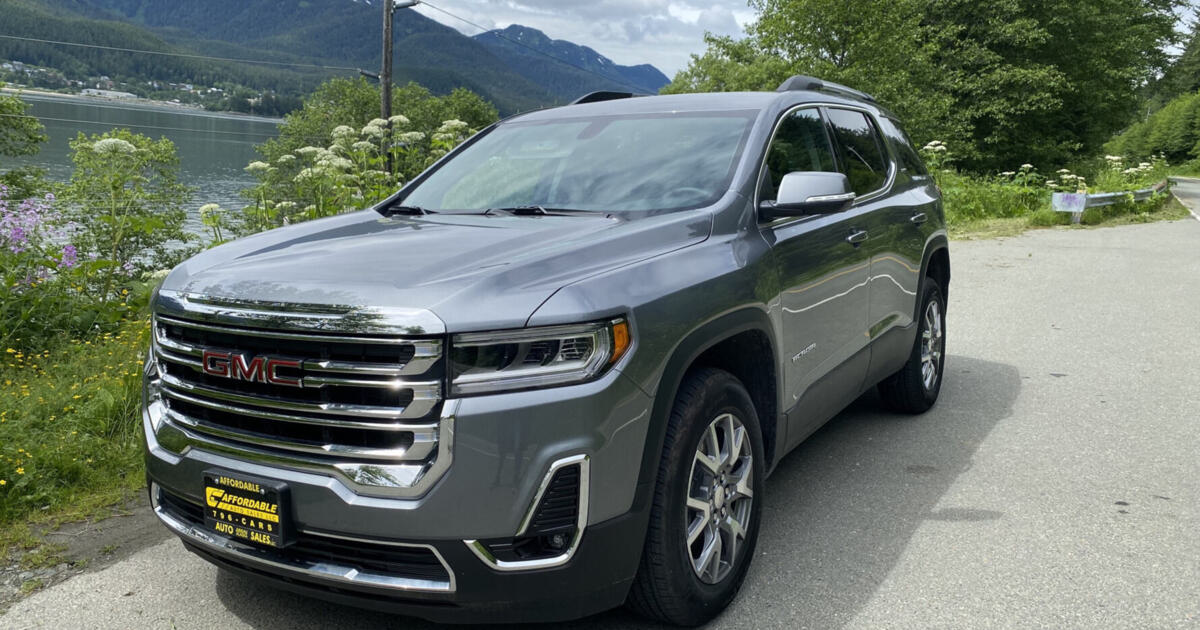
[213,354,1020,629]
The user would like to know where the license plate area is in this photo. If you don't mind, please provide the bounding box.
[203,470,291,548]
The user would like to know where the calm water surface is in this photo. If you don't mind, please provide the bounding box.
[10,93,281,232]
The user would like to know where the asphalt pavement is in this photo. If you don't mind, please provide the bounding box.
[4,194,1199,629]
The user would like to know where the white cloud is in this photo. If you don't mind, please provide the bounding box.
[412,0,751,76]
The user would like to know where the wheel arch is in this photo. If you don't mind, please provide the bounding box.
[917,234,951,321]
[630,307,783,520]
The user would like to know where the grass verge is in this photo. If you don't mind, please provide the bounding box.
[0,319,148,557]
[949,193,1188,239]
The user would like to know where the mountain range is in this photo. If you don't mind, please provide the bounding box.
[0,0,670,113]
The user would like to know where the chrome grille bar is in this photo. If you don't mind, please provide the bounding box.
[154,346,436,391]
[160,387,434,432]
[154,317,442,376]
[159,373,440,420]
[163,407,437,461]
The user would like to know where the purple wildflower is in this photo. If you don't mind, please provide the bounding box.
[59,244,78,269]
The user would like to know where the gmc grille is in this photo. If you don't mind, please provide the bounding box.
[150,311,446,476]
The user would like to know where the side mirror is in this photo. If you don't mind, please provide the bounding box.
[760,172,856,219]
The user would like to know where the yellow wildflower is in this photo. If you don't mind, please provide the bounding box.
[16,468,25,475]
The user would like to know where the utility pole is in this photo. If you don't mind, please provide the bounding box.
[382,0,419,174]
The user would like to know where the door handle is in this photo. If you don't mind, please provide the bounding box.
[909,212,928,224]
[846,229,868,245]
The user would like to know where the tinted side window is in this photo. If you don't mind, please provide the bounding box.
[880,117,928,180]
[826,108,889,195]
[760,108,837,203]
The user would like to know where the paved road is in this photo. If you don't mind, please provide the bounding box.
[5,205,1200,629]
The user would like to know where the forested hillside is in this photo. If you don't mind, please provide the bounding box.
[1,0,669,114]
[472,25,669,99]
[1107,23,1200,162]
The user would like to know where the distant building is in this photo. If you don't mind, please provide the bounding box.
[81,88,138,99]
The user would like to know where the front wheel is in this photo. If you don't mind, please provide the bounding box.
[627,368,765,626]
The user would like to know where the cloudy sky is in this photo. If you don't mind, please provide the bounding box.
[413,0,755,77]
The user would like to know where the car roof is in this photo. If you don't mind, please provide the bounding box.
[507,90,884,123]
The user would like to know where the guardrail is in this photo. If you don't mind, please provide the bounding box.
[1051,180,1170,224]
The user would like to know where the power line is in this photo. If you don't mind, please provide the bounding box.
[415,0,649,95]
[0,34,359,72]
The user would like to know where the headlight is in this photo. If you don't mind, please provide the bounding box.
[449,318,631,396]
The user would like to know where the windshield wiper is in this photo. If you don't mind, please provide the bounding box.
[484,205,596,216]
[379,204,435,217]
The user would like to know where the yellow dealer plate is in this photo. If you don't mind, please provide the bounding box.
[203,471,290,548]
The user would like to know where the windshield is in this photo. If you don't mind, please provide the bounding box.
[401,111,757,213]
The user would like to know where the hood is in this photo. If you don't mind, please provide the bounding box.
[163,209,712,331]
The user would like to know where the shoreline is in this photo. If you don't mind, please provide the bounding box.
[2,87,284,123]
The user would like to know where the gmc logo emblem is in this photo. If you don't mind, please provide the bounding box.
[202,350,302,388]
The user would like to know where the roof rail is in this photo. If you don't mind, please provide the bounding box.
[571,91,635,105]
[776,75,875,103]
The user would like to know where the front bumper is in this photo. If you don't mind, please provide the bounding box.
[144,367,655,622]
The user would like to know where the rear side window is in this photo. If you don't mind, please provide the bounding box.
[760,108,837,203]
[880,117,928,180]
[825,108,890,195]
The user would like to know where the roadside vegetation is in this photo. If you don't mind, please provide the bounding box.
[0,79,486,550]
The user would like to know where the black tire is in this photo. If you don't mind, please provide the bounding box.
[627,368,765,627]
[879,279,946,413]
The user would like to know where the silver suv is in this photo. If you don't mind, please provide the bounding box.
[143,76,949,625]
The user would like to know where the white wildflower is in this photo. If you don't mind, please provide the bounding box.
[276,154,296,164]
[245,161,271,174]
[295,146,321,156]
[276,201,297,212]
[317,155,353,171]
[388,115,410,126]
[351,141,376,153]
[396,131,425,144]
[437,119,469,134]
[92,138,137,154]
[1000,171,1016,177]
[1019,163,1033,171]
[1056,168,1071,174]
[331,125,356,141]
[294,168,317,183]
[198,203,221,218]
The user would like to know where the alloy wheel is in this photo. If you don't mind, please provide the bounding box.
[920,299,944,391]
[684,412,753,584]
